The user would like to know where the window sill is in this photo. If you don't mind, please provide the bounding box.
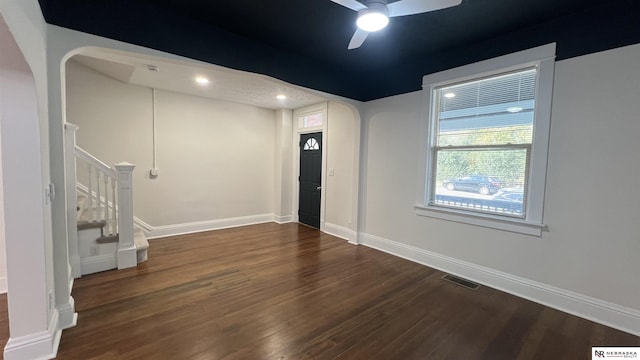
[414,204,546,236]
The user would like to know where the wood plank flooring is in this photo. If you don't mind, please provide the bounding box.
[0,294,7,359]
[3,222,639,359]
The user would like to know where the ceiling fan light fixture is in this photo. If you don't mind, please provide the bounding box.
[356,6,389,32]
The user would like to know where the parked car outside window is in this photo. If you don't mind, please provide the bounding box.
[442,175,502,195]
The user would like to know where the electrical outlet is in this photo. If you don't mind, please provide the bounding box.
[90,246,98,256]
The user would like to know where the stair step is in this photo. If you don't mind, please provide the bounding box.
[77,220,106,231]
[134,229,149,250]
[134,229,149,263]
[89,229,148,249]
[96,234,119,244]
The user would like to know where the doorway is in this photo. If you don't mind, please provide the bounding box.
[298,132,322,229]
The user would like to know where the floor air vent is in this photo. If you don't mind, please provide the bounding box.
[442,274,480,290]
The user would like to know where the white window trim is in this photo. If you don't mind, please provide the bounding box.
[416,43,556,236]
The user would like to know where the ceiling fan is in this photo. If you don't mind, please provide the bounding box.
[331,0,462,49]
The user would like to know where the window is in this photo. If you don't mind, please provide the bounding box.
[433,68,535,217]
[301,113,323,128]
[416,44,556,236]
[303,137,320,150]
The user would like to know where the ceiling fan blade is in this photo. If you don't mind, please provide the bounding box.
[330,0,367,12]
[387,0,462,17]
[348,28,369,49]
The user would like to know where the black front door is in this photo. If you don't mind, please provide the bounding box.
[298,132,322,229]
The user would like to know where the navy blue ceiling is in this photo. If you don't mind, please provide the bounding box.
[38,0,640,101]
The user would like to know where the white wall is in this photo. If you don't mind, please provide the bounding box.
[2,3,61,324]
[274,109,293,222]
[360,44,640,334]
[43,23,362,242]
[290,101,360,241]
[544,44,640,304]
[0,2,72,357]
[325,101,356,231]
[66,60,276,227]
[66,59,364,238]
[0,16,49,336]
[0,127,5,294]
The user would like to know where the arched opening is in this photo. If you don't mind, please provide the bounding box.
[0,13,64,359]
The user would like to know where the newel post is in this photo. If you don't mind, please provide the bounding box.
[115,162,137,269]
[64,123,82,278]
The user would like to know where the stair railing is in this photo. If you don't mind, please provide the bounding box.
[65,123,137,276]
[75,146,119,235]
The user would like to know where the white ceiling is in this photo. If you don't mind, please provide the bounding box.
[69,50,326,110]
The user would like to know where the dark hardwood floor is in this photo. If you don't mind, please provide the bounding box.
[3,222,639,359]
[0,294,7,359]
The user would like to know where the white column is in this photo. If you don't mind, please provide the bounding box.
[0,13,61,359]
[64,123,81,278]
[274,109,293,223]
[115,162,136,269]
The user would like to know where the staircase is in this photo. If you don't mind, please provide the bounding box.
[65,123,149,277]
[76,193,149,275]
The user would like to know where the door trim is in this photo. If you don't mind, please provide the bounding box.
[298,132,323,229]
[292,103,328,231]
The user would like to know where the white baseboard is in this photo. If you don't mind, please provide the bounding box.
[360,232,640,336]
[117,245,137,270]
[57,296,77,330]
[142,214,275,240]
[0,277,7,294]
[323,223,357,243]
[273,215,293,224]
[81,254,116,275]
[4,309,61,360]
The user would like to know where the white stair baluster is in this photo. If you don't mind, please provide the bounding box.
[87,165,94,222]
[111,177,117,235]
[104,173,110,234]
[95,169,101,221]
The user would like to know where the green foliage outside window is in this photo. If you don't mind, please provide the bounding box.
[435,125,531,187]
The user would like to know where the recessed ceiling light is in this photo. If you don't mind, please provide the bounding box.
[276,94,287,100]
[195,76,210,85]
[506,106,524,113]
[444,92,456,99]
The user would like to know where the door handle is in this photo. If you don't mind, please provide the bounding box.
[316,186,322,190]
